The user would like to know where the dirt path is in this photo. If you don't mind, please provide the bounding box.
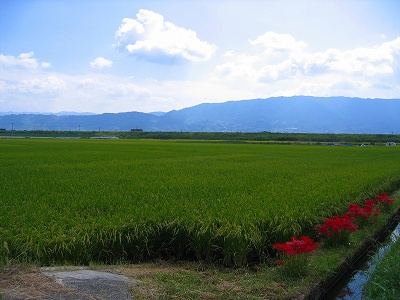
[0,266,139,300]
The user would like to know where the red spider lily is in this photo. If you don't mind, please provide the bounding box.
[347,200,379,220]
[376,192,394,205]
[273,235,319,255]
[316,214,358,236]
[365,200,380,217]
[277,260,284,265]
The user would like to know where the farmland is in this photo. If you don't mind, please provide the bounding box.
[1,139,400,267]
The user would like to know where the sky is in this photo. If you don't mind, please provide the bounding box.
[1,0,400,114]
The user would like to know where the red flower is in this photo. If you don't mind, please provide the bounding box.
[347,200,379,220]
[347,203,365,218]
[273,236,319,256]
[376,192,394,205]
[277,260,284,265]
[316,214,358,236]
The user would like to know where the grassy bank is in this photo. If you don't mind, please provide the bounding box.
[1,206,398,299]
[127,204,400,299]
[363,228,400,299]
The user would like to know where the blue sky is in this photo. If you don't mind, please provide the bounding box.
[1,0,400,113]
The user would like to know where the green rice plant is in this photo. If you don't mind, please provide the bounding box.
[215,223,254,267]
[1,139,400,266]
[186,219,219,262]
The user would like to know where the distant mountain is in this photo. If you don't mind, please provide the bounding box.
[0,96,399,133]
[0,111,158,131]
[148,111,166,116]
[53,111,97,116]
[0,111,96,116]
[159,96,400,133]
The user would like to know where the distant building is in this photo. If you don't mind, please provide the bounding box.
[130,128,143,132]
[386,142,397,146]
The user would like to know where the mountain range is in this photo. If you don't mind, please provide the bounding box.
[0,96,399,134]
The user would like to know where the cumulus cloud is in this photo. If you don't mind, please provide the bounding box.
[249,31,308,56]
[1,31,400,114]
[90,57,113,69]
[215,54,258,80]
[214,32,309,82]
[209,32,400,101]
[0,73,68,112]
[304,39,400,76]
[214,33,400,83]
[17,76,66,94]
[0,52,50,69]
[114,9,217,63]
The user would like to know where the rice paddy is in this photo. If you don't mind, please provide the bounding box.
[1,139,400,266]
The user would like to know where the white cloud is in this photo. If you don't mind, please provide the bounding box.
[0,71,157,113]
[17,76,66,94]
[1,33,400,114]
[214,32,310,83]
[76,75,149,97]
[304,40,399,76]
[90,57,113,69]
[214,33,400,86]
[0,80,13,93]
[114,9,217,63]
[207,33,400,103]
[53,74,156,112]
[41,62,51,68]
[214,54,258,81]
[0,52,50,69]
[258,59,302,82]
[222,50,235,58]
[249,31,308,56]
[0,74,67,112]
[105,83,148,97]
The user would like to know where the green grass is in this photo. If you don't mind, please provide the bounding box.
[363,233,400,299]
[129,262,299,300]
[1,139,400,266]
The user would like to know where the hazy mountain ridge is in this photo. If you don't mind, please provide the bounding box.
[0,96,399,133]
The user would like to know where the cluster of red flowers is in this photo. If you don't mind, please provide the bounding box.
[273,235,319,256]
[376,192,394,206]
[274,192,395,268]
[347,199,380,221]
[318,192,394,237]
[316,214,358,236]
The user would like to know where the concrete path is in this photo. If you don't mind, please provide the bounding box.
[1,267,139,300]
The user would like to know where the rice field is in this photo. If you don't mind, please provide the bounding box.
[1,138,400,266]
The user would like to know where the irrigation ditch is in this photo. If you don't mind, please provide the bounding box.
[305,205,400,300]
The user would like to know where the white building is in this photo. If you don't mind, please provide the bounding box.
[386,142,397,146]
